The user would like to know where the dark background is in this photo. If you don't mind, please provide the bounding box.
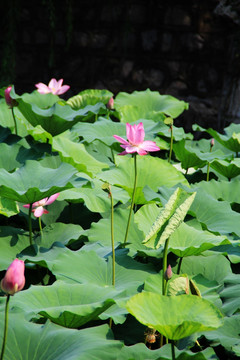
[1,0,240,131]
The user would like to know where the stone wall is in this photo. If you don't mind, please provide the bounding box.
[1,0,240,131]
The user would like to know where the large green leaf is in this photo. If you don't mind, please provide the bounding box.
[99,156,188,204]
[193,123,240,154]
[0,197,19,217]
[210,158,240,179]
[194,179,240,203]
[173,139,227,170]
[179,254,232,284]
[10,88,107,136]
[58,179,129,213]
[203,314,240,356]
[87,207,146,253]
[168,222,230,257]
[22,246,156,291]
[218,274,240,316]
[0,312,123,360]
[33,222,84,248]
[66,89,113,110]
[114,89,188,123]
[0,99,28,137]
[52,131,109,177]
[117,343,217,360]
[0,226,29,270]
[126,292,223,340]
[10,281,119,328]
[73,118,163,147]
[143,188,196,249]
[0,160,78,203]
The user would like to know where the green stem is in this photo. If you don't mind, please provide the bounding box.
[185,168,188,175]
[206,143,213,182]
[110,191,115,286]
[111,148,115,164]
[171,341,176,360]
[236,152,239,158]
[39,216,43,240]
[162,237,170,295]
[11,108,17,135]
[0,294,10,360]
[168,125,173,163]
[28,204,33,246]
[177,257,183,275]
[123,154,137,246]
[206,162,210,182]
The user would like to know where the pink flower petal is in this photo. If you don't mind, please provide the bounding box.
[141,141,160,152]
[48,78,58,89]
[23,204,30,209]
[113,135,129,145]
[55,85,70,95]
[35,83,51,94]
[134,122,145,145]
[33,206,45,217]
[45,193,60,205]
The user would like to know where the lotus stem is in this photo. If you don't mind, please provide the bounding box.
[206,140,213,181]
[0,294,10,360]
[177,257,183,275]
[109,189,115,287]
[171,341,176,360]
[168,125,173,163]
[28,204,33,246]
[11,108,18,136]
[39,216,43,240]
[123,154,137,246]
[162,237,170,295]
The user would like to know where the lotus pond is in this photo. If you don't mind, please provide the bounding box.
[0,84,239,359]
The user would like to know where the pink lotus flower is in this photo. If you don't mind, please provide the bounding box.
[1,259,25,295]
[23,193,60,217]
[113,122,160,155]
[35,78,70,95]
[4,86,17,108]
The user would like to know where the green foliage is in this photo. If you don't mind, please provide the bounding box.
[0,85,240,359]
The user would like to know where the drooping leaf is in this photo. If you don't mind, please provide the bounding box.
[10,281,120,328]
[10,87,107,135]
[193,123,240,154]
[0,160,78,203]
[0,312,123,360]
[210,158,240,179]
[52,131,109,177]
[126,292,223,340]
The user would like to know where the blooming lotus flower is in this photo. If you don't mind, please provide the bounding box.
[1,259,25,295]
[4,86,17,108]
[113,122,160,155]
[35,78,70,95]
[23,193,60,217]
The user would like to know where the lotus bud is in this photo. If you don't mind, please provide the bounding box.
[107,97,114,110]
[4,86,17,108]
[210,138,214,147]
[1,259,25,295]
[164,264,172,280]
